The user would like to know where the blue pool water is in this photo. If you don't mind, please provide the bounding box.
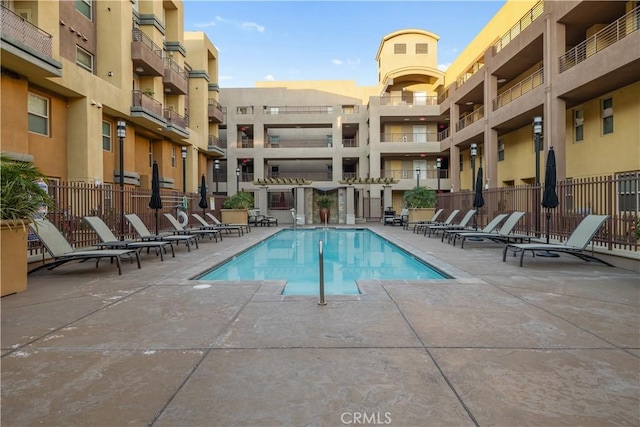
[196,228,449,295]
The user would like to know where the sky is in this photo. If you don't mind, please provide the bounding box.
[183,1,507,88]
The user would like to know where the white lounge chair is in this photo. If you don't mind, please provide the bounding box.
[424,209,476,239]
[28,219,140,275]
[452,211,528,248]
[206,212,251,233]
[406,208,444,232]
[192,213,243,237]
[503,214,614,267]
[444,213,508,244]
[164,213,221,241]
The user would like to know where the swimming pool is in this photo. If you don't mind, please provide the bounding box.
[196,228,450,295]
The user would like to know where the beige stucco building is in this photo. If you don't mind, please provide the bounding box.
[2,0,638,224]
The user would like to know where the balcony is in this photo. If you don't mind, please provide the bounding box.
[263,106,334,114]
[208,99,224,123]
[456,106,484,132]
[0,4,61,78]
[238,138,254,148]
[559,6,640,73]
[493,0,543,54]
[380,132,439,143]
[207,135,226,155]
[456,62,484,89]
[163,109,189,137]
[266,136,335,149]
[379,95,438,106]
[130,90,165,125]
[163,58,188,95]
[492,68,544,110]
[131,29,163,76]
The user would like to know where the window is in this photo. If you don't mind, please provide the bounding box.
[102,121,112,151]
[602,97,613,135]
[103,183,113,210]
[459,154,463,171]
[415,43,428,54]
[171,146,176,167]
[75,0,92,20]
[617,171,639,212]
[498,139,505,161]
[76,46,93,72]
[269,135,280,145]
[574,109,584,142]
[394,43,406,54]
[28,93,49,136]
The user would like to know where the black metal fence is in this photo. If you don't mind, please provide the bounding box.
[437,174,639,252]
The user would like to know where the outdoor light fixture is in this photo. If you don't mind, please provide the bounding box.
[416,168,421,188]
[470,143,478,192]
[181,146,187,193]
[116,120,126,240]
[436,157,442,192]
[236,167,240,193]
[214,159,220,195]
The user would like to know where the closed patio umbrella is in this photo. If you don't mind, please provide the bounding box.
[149,161,163,235]
[472,165,485,230]
[541,146,559,244]
[198,174,208,217]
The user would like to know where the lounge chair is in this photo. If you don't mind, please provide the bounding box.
[205,212,251,233]
[451,211,529,248]
[503,214,614,267]
[164,213,221,241]
[28,219,141,275]
[83,216,175,261]
[444,213,508,244]
[387,208,409,226]
[192,213,243,237]
[405,208,444,232]
[425,209,476,239]
[248,209,278,227]
[418,210,460,236]
[125,213,199,251]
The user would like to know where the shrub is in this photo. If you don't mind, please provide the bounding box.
[222,191,254,209]
[402,187,436,208]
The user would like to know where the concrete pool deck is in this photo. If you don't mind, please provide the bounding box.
[2,223,639,426]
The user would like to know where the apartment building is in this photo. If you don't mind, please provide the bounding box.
[1,0,223,199]
[2,0,638,225]
[220,0,639,224]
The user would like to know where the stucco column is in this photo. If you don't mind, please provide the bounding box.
[295,185,306,224]
[382,185,392,210]
[257,186,268,216]
[545,15,567,181]
[484,73,498,189]
[346,185,355,224]
[67,98,103,183]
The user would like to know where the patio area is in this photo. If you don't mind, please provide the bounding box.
[2,223,639,426]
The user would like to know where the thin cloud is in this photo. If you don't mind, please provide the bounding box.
[438,63,450,71]
[264,74,275,81]
[192,21,216,28]
[242,22,265,32]
[346,59,360,66]
[331,59,343,65]
[219,75,234,81]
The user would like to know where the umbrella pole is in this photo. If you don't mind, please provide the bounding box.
[155,210,159,236]
[538,209,559,257]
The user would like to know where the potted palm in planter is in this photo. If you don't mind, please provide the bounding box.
[1,154,52,296]
[316,194,332,223]
[402,186,437,223]
[221,191,254,225]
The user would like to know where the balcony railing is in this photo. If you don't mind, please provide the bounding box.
[559,6,640,73]
[456,106,485,131]
[438,127,450,141]
[131,90,163,117]
[263,106,334,114]
[236,106,254,114]
[266,137,335,148]
[380,132,439,143]
[239,138,254,148]
[208,135,227,151]
[492,67,544,110]
[437,88,450,105]
[1,4,53,57]
[456,62,484,88]
[493,0,544,54]
[163,58,188,94]
[208,99,224,123]
[379,95,438,106]
[163,109,187,130]
[342,138,358,148]
[266,172,334,181]
[131,29,163,76]
[382,169,449,180]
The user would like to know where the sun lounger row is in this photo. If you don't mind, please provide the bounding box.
[27,211,251,276]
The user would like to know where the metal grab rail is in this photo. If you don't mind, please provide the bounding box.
[318,240,326,306]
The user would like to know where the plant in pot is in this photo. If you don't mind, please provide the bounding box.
[402,186,437,224]
[221,191,254,225]
[1,154,52,296]
[316,194,332,223]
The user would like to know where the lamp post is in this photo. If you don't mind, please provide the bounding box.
[533,116,543,237]
[470,143,478,191]
[181,146,187,193]
[416,168,420,188]
[214,159,220,195]
[436,157,442,192]
[236,167,240,193]
[117,120,126,240]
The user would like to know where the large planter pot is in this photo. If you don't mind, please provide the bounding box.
[1,220,29,297]
[221,209,248,225]
[408,208,436,224]
[319,208,330,223]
